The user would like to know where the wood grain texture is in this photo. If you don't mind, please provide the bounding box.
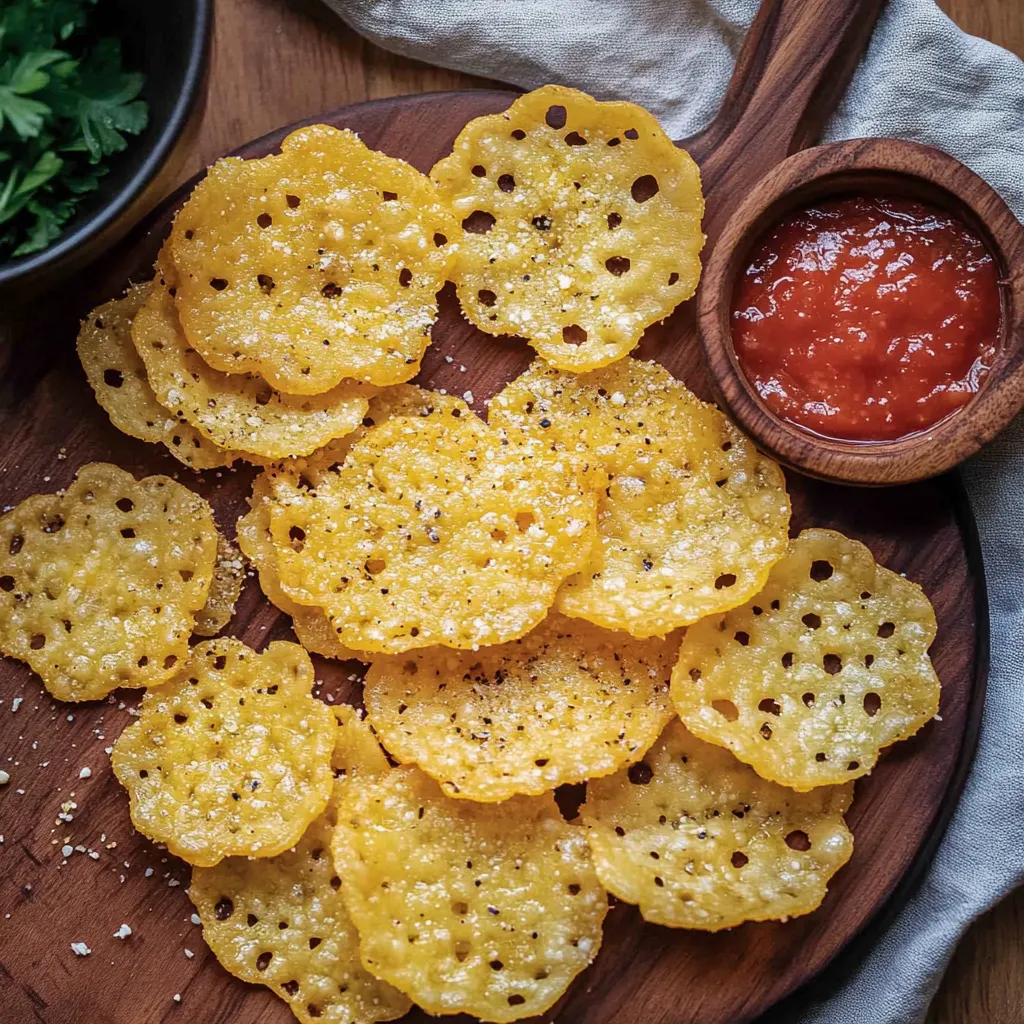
[696,138,1024,486]
[681,0,886,236]
[0,0,1017,1021]
[938,0,1024,60]
[180,0,499,181]
[929,886,1024,1024]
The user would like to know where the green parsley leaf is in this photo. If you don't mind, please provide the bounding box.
[0,49,68,139]
[0,0,148,261]
[7,48,68,93]
[55,38,147,160]
[0,89,49,139]
[12,195,71,255]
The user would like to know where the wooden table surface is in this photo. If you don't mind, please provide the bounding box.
[84,0,1024,1021]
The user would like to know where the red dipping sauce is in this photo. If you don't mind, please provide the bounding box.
[732,196,999,441]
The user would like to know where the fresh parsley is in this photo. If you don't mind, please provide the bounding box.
[0,0,148,260]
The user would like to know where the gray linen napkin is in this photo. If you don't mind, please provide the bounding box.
[321,0,1024,1020]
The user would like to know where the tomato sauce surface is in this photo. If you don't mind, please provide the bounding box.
[731,196,999,441]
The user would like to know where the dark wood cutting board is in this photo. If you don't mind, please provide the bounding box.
[0,2,987,1023]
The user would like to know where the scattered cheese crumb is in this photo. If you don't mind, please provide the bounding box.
[11,697,22,713]
[0,770,9,785]
[71,942,91,956]
[190,913,201,925]
[173,994,181,1004]
[61,844,73,857]
[78,767,92,779]
[184,948,194,959]
[113,924,132,940]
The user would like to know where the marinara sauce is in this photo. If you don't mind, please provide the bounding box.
[731,196,999,441]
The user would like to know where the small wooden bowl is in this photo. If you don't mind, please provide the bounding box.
[697,138,1024,486]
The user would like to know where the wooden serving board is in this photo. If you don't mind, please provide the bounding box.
[0,2,987,1023]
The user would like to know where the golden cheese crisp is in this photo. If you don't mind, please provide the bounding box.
[189,706,409,1024]
[0,462,217,702]
[431,85,704,371]
[169,124,457,394]
[490,358,791,637]
[582,719,853,930]
[236,386,453,660]
[193,532,246,637]
[132,280,374,460]
[364,613,678,801]
[111,638,335,866]
[672,529,941,789]
[77,284,239,469]
[238,471,367,662]
[269,395,599,654]
[332,765,607,1022]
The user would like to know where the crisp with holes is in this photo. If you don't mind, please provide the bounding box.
[236,387,471,662]
[489,357,791,637]
[364,613,678,801]
[133,266,376,460]
[239,470,365,662]
[189,706,409,1024]
[267,393,599,654]
[332,765,607,1021]
[431,85,705,372]
[583,719,853,929]
[671,528,940,789]
[0,463,217,701]
[111,638,335,865]
[77,284,240,470]
[169,125,456,394]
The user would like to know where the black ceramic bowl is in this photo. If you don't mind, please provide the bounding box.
[0,0,212,304]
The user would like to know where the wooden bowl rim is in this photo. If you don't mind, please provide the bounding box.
[696,137,1024,486]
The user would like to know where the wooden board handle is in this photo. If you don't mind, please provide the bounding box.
[683,0,886,243]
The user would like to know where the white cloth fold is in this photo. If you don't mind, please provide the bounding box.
[320,1,1024,1020]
